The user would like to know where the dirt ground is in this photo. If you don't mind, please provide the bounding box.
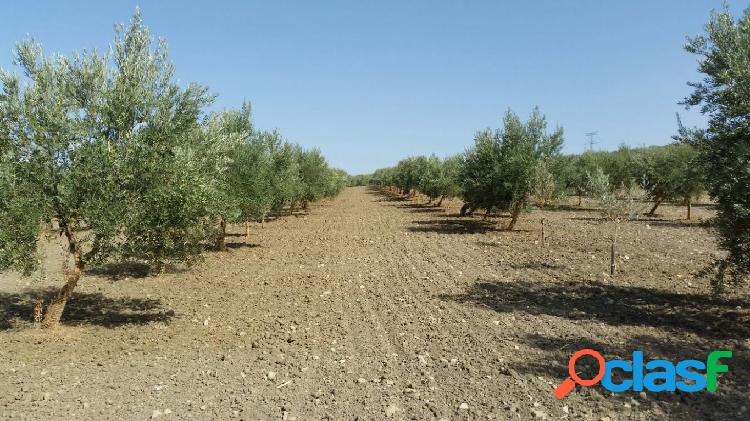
[1,186,749,420]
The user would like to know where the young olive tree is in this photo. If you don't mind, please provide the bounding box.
[558,152,600,206]
[531,160,565,208]
[0,11,213,326]
[683,7,750,290]
[586,166,646,222]
[635,144,703,219]
[460,108,564,230]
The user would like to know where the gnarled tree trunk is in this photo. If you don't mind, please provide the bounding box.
[215,218,227,251]
[686,198,692,220]
[436,196,444,207]
[42,222,84,328]
[646,199,662,216]
[506,201,523,231]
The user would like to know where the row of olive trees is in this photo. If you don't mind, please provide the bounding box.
[372,108,564,230]
[216,107,347,250]
[370,108,706,230]
[371,154,462,205]
[555,141,704,219]
[0,11,347,327]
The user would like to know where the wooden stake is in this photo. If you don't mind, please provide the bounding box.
[541,218,546,246]
[610,223,619,276]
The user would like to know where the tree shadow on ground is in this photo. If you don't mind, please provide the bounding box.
[689,202,716,209]
[407,218,503,234]
[440,280,750,419]
[0,288,174,330]
[408,207,444,213]
[397,203,444,213]
[631,218,712,229]
[540,204,600,212]
[515,332,748,420]
[226,242,261,250]
[366,187,410,202]
[568,216,608,223]
[441,279,750,340]
[85,262,151,280]
[508,261,566,270]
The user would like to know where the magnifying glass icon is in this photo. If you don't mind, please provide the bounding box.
[553,349,605,399]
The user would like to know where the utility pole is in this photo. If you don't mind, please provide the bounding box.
[585,131,598,151]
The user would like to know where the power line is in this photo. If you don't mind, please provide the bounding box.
[585,131,598,151]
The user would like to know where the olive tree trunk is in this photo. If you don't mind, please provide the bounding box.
[215,218,227,251]
[506,201,523,231]
[42,222,84,328]
[646,199,662,216]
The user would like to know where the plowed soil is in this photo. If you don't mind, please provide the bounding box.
[1,186,748,420]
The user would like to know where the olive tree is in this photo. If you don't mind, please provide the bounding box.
[557,152,600,206]
[0,11,213,326]
[231,129,281,237]
[325,168,349,197]
[413,154,462,205]
[460,108,563,230]
[635,144,703,219]
[187,107,248,251]
[683,6,750,290]
[436,155,463,206]
[586,166,646,222]
[416,155,443,203]
[270,136,302,214]
[394,156,427,196]
[296,147,331,210]
[370,167,396,190]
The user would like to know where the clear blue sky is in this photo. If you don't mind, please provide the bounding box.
[2,1,748,174]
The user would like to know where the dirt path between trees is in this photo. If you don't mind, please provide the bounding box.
[1,186,749,420]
